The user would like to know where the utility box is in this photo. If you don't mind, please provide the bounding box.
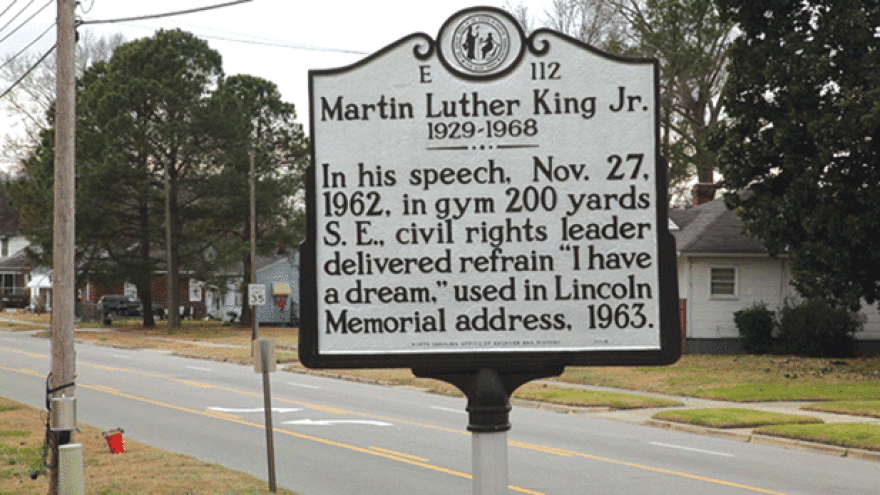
[50,397,76,432]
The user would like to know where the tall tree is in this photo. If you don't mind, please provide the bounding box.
[96,29,223,328]
[200,74,308,325]
[715,1,880,310]
[9,30,225,328]
[10,30,308,328]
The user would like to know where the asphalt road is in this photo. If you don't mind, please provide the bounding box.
[1,331,878,495]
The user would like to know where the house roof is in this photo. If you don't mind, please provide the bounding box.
[0,249,35,272]
[668,197,766,255]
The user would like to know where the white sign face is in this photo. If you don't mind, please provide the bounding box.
[249,284,267,306]
[305,7,678,365]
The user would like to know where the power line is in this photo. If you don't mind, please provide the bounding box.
[107,21,369,56]
[170,31,369,55]
[0,23,53,71]
[0,1,21,21]
[0,43,55,100]
[0,0,53,45]
[78,0,96,15]
[80,0,253,25]
[0,0,36,36]
[141,17,371,55]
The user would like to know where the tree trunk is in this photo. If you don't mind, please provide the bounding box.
[165,173,181,329]
[240,252,252,326]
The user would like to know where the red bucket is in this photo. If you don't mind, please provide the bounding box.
[102,429,125,454]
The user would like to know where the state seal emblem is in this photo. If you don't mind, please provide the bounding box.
[436,7,525,79]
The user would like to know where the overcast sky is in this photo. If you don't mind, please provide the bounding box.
[1,0,554,150]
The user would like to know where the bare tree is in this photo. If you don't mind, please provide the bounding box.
[506,0,736,202]
[0,30,124,172]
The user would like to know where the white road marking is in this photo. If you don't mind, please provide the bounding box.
[111,353,131,359]
[207,407,303,413]
[186,365,212,372]
[650,442,733,457]
[431,406,467,414]
[286,381,320,390]
[283,419,393,426]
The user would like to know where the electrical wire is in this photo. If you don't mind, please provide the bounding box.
[0,0,53,45]
[111,21,369,56]
[172,31,369,55]
[79,0,96,15]
[80,0,253,25]
[0,0,36,36]
[141,17,370,55]
[0,0,21,22]
[0,43,55,100]
[0,23,53,71]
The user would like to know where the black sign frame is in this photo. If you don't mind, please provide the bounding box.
[300,6,680,371]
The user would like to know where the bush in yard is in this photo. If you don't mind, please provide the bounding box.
[734,302,775,354]
[777,299,863,358]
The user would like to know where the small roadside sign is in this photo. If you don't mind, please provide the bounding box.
[249,284,267,306]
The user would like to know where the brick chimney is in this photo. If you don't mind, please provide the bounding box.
[692,183,719,206]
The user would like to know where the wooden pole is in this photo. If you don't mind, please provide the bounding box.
[250,149,258,343]
[49,1,77,493]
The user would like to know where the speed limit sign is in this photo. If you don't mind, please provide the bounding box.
[248,284,266,306]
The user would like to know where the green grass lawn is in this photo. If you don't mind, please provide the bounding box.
[559,355,880,400]
[802,400,880,418]
[755,423,880,452]
[697,383,880,402]
[652,408,824,429]
[514,384,683,410]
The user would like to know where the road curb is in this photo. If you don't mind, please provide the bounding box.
[645,419,752,442]
[751,434,848,457]
[847,448,880,462]
[644,419,880,462]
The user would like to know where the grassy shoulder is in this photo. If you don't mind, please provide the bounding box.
[514,383,682,409]
[557,355,880,400]
[651,408,824,429]
[802,400,880,418]
[0,397,297,495]
[754,423,880,452]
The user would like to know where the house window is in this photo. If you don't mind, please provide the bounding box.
[710,267,737,297]
[1,238,8,258]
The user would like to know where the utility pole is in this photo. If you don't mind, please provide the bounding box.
[250,149,258,343]
[49,1,80,494]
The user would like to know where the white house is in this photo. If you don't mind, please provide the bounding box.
[669,197,880,354]
[206,251,300,325]
[0,185,35,309]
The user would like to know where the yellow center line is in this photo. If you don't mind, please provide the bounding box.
[510,440,789,495]
[0,351,791,495]
[369,445,429,462]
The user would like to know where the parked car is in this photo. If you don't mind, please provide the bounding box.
[97,294,142,323]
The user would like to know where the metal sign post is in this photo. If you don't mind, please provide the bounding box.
[249,283,266,350]
[302,6,680,493]
[254,338,277,493]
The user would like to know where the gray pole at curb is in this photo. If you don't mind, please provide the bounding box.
[257,339,277,492]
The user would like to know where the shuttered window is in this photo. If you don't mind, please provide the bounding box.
[710,268,736,297]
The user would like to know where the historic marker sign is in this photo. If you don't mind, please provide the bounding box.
[300,7,680,370]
